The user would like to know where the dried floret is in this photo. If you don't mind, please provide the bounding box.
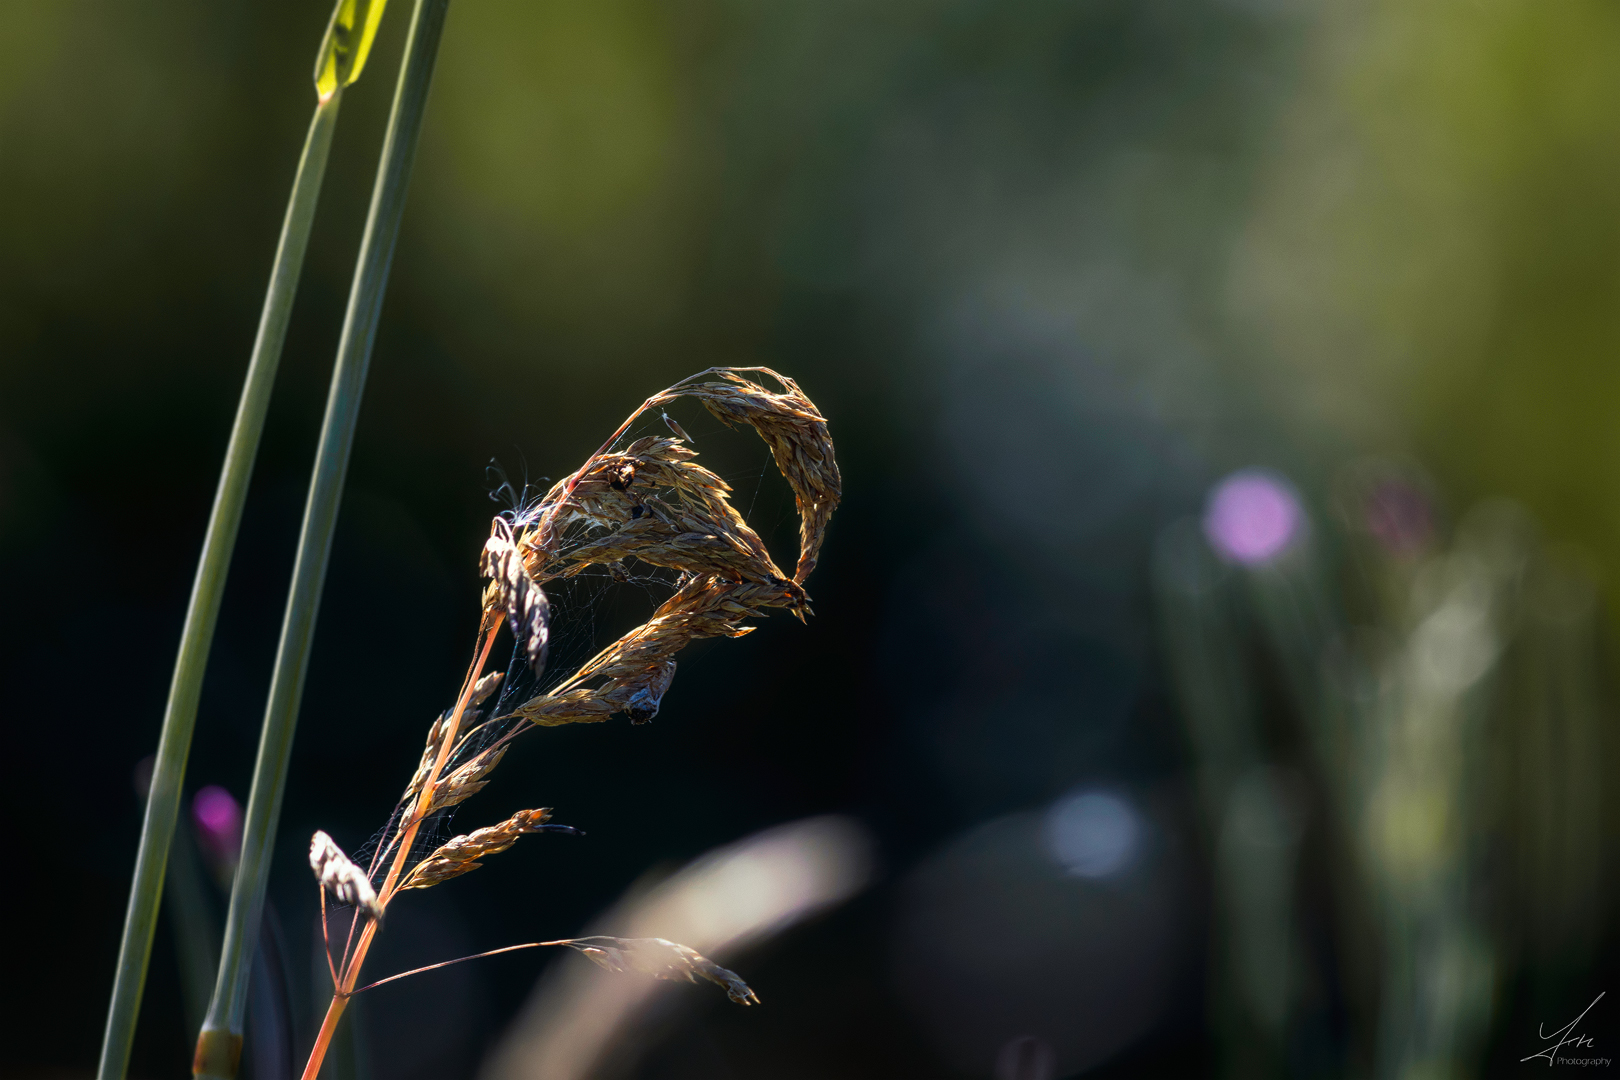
[482,518,550,676]
[426,744,507,814]
[309,831,382,921]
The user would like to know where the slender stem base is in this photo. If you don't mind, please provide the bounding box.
[305,994,351,1080]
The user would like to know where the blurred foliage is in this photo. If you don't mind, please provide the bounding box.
[3,0,1619,1076]
[1239,0,1620,592]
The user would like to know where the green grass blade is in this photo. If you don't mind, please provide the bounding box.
[194,3,452,1076]
[95,92,343,1080]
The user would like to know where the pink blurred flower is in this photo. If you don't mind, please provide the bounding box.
[193,785,244,866]
[1203,469,1303,565]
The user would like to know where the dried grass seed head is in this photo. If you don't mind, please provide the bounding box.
[380,367,841,897]
[523,436,789,589]
[298,370,830,1025]
[560,935,760,1005]
[491,369,838,735]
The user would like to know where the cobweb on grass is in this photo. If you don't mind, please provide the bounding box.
[350,398,799,887]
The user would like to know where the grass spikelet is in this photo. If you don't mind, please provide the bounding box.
[525,435,790,587]
[401,671,501,804]
[401,808,579,891]
[308,832,382,922]
[426,744,508,813]
[560,936,761,1005]
[482,518,550,676]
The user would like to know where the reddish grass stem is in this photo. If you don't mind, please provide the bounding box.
[301,618,499,1080]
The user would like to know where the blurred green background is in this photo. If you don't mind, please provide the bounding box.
[2,0,1617,1077]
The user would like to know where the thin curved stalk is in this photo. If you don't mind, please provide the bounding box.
[95,91,343,1080]
[349,940,559,995]
[193,2,452,1075]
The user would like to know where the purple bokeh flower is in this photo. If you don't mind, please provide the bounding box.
[193,785,243,865]
[1203,469,1304,565]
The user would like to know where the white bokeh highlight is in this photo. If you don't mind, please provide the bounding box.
[1043,789,1141,879]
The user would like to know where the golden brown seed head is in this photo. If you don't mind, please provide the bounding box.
[400,808,562,891]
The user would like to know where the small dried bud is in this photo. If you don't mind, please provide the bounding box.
[626,660,677,724]
[309,830,382,921]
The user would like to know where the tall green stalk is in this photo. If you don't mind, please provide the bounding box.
[95,91,343,1080]
[194,1,451,1076]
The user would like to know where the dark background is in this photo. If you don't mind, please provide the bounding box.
[3,1,1619,1077]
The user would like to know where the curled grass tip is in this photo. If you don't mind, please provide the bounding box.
[315,0,390,101]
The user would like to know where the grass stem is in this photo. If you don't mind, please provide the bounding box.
[301,617,498,1080]
[96,90,343,1080]
[194,2,451,1075]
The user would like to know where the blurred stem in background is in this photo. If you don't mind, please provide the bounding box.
[126,762,222,1043]
[194,0,448,1076]
[94,77,344,1080]
[1358,504,1505,1079]
[1153,521,1309,1078]
[1155,466,1613,1079]
[141,773,298,1079]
